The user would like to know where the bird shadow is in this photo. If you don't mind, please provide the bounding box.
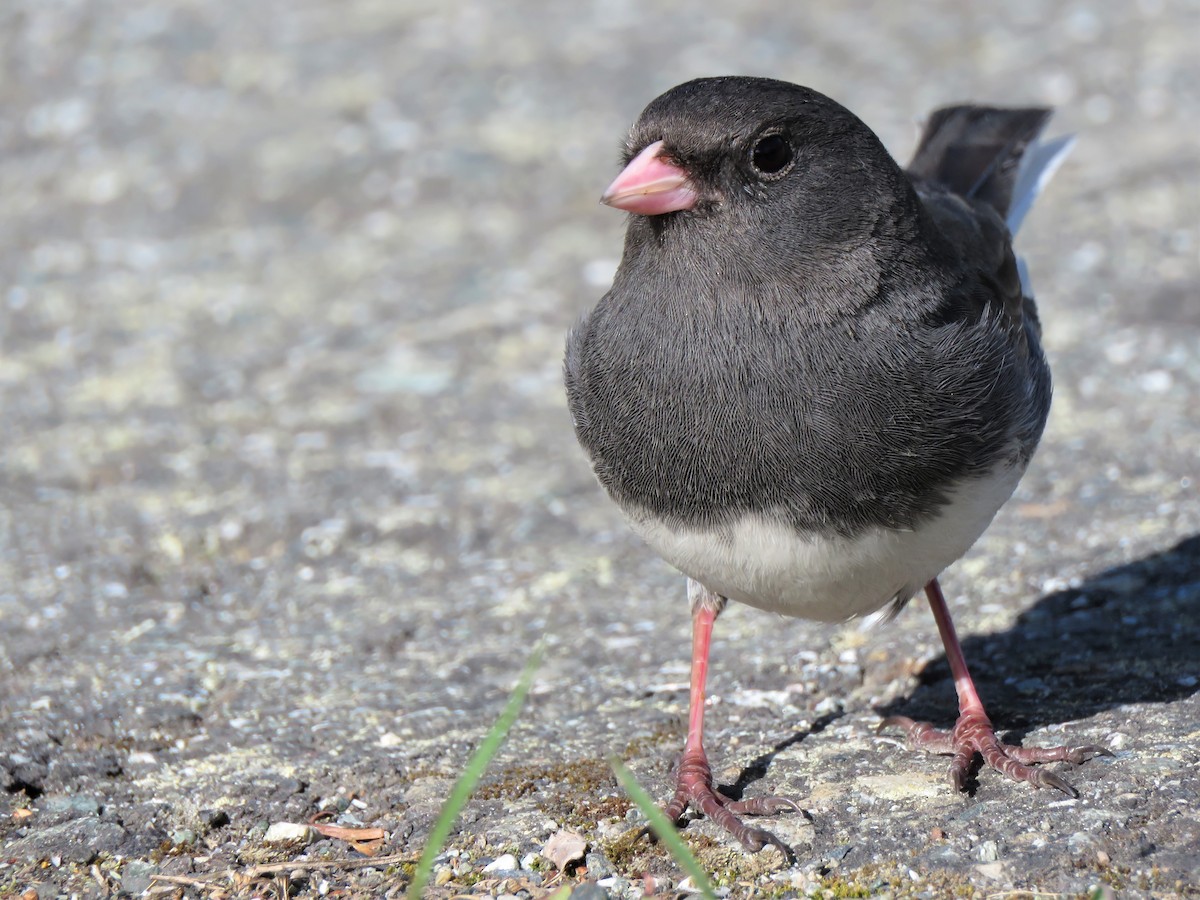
[716,710,843,803]
[877,532,1200,735]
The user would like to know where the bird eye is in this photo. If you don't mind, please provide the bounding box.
[751,134,792,175]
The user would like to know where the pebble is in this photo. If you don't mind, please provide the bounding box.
[121,860,158,895]
[584,849,615,879]
[482,853,519,872]
[263,822,317,845]
[976,840,1001,862]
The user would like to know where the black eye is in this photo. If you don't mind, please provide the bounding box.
[751,134,792,175]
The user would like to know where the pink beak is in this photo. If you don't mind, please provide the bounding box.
[600,140,698,215]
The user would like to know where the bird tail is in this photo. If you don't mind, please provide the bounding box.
[906,105,1074,236]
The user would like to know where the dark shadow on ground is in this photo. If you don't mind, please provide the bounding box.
[718,711,843,803]
[878,533,1200,732]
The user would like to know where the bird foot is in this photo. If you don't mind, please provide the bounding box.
[882,711,1112,797]
[653,749,800,854]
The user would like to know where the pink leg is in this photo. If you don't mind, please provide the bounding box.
[659,582,800,853]
[883,579,1111,796]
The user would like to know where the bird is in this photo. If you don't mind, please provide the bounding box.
[563,76,1109,854]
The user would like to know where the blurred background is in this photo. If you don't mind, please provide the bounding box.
[0,0,1196,895]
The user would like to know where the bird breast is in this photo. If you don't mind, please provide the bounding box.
[621,460,1026,621]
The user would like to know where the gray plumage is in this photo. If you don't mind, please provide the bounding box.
[561,79,1105,852]
[565,77,1053,541]
[561,77,1104,854]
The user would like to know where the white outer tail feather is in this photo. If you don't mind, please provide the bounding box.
[1008,132,1076,235]
[1009,131,1076,295]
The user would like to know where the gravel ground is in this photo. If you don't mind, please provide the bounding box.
[1,1,1197,897]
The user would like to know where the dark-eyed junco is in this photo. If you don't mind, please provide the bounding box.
[564,76,1108,853]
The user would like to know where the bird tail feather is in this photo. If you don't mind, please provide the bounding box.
[906,105,1073,235]
[1005,132,1076,235]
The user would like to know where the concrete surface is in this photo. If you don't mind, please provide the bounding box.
[0,0,1197,897]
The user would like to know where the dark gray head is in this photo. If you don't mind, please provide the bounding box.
[606,78,920,255]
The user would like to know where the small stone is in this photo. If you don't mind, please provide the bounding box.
[263,822,317,845]
[584,850,615,879]
[1103,732,1130,751]
[976,840,1000,862]
[121,860,158,895]
[813,696,842,715]
[483,853,518,872]
[975,862,1005,880]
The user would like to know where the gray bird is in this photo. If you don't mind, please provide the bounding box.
[564,76,1108,853]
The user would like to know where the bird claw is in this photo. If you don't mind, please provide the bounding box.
[1064,745,1115,765]
[642,752,799,855]
[738,825,794,857]
[881,712,1109,797]
[1032,768,1079,798]
[724,795,803,816]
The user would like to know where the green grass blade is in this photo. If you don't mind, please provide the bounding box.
[406,640,545,899]
[609,757,717,900]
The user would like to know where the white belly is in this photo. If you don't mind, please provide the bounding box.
[624,464,1024,621]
